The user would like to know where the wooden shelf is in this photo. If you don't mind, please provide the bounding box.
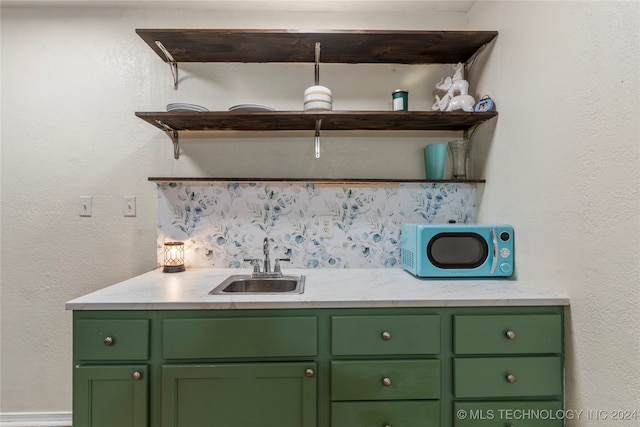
[135,29,498,161]
[148,178,486,184]
[136,29,498,64]
[136,110,498,132]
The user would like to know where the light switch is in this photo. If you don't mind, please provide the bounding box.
[79,196,92,217]
[123,196,136,217]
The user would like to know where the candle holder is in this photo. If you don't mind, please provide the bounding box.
[163,242,185,273]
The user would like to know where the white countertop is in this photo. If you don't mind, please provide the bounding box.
[65,268,569,310]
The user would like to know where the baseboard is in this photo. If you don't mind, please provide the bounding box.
[0,412,72,427]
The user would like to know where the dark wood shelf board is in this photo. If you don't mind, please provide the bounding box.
[136,111,498,132]
[148,178,486,184]
[136,29,498,64]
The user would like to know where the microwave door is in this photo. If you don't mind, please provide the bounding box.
[428,233,488,269]
[490,228,498,274]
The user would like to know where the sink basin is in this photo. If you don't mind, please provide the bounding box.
[209,275,305,295]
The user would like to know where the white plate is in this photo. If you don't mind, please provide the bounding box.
[167,103,209,112]
[229,104,275,112]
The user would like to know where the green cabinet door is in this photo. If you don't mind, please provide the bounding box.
[333,401,440,427]
[73,365,148,427]
[332,315,440,356]
[331,359,440,401]
[162,362,317,427]
[163,317,317,359]
[454,401,564,427]
[454,357,562,398]
[453,315,562,355]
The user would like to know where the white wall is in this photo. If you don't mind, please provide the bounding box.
[468,0,640,422]
[0,2,468,412]
[1,0,638,421]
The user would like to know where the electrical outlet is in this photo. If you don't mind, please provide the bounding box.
[79,196,92,217]
[123,196,136,217]
[445,214,459,224]
[319,215,332,237]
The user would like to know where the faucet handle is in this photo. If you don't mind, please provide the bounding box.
[244,258,262,274]
[273,258,291,274]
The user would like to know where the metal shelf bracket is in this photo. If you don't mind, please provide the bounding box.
[313,42,323,159]
[314,119,322,158]
[155,120,181,159]
[155,40,179,90]
[315,42,321,85]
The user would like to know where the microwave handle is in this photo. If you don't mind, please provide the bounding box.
[490,228,498,274]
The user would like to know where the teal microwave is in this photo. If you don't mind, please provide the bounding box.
[401,223,514,277]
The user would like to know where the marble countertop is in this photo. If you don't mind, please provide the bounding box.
[65,268,569,310]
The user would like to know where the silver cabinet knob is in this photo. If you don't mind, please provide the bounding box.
[382,377,392,386]
[506,374,516,383]
[305,368,315,378]
[505,330,516,340]
[103,336,114,346]
[381,331,391,341]
[132,371,142,381]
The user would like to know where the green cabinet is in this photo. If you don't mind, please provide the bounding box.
[72,306,564,427]
[454,401,564,427]
[454,357,563,398]
[331,314,440,355]
[453,314,562,355]
[332,401,440,427]
[73,317,150,427]
[162,363,316,427]
[452,313,564,427]
[73,365,148,427]
[162,316,317,359]
[75,319,150,360]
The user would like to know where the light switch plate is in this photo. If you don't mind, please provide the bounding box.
[123,196,136,217]
[79,196,92,217]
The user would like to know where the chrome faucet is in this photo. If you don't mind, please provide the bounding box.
[263,237,271,274]
[243,237,290,278]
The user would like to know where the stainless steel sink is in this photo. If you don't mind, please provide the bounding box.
[209,275,305,295]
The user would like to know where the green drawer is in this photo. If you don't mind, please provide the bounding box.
[454,314,562,355]
[454,401,564,427]
[454,357,562,398]
[332,315,440,355]
[163,317,317,359]
[333,401,440,427]
[331,359,440,401]
[75,320,149,361]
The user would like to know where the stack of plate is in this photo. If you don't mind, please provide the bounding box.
[228,104,275,112]
[167,103,209,112]
[304,86,332,111]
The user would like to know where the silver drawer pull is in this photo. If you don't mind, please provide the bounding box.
[103,336,114,346]
[506,374,517,383]
[381,331,391,341]
[305,368,315,378]
[382,377,392,387]
[132,371,142,381]
[505,330,516,340]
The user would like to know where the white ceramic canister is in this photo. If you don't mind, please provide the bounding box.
[304,85,332,111]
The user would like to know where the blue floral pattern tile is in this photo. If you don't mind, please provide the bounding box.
[157,182,476,268]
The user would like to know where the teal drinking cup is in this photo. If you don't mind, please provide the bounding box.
[424,143,448,180]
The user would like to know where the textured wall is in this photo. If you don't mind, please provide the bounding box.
[468,1,640,422]
[0,3,467,412]
[1,1,638,420]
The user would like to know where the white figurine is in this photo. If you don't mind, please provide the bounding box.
[432,63,475,112]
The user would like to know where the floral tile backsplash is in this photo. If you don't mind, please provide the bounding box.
[157,182,477,269]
